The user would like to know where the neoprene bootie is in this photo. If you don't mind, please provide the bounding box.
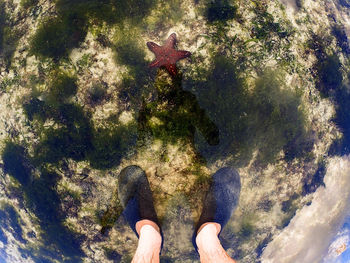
[118,165,161,240]
[192,167,241,251]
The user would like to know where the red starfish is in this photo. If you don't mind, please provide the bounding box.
[147,33,191,76]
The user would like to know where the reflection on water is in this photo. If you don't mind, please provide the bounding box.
[2,142,85,262]
[0,204,26,245]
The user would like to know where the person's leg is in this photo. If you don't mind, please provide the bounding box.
[193,167,241,263]
[118,165,162,263]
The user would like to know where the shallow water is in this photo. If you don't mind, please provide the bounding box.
[1,0,350,262]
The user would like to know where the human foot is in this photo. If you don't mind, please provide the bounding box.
[196,223,236,263]
[132,221,162,263]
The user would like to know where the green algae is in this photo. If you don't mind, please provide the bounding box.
[98,194,123,234]
[30,0,156,61]
[47,71,78,103]
[30,13,87,61]
[76,53,93,70]
[20,0,39,9]
[307,34,350,154]
[23,70,137,169]
[251,2,295,62]
[56,0,156,26]
[137,73,219,147]
[316,54,343,96]
[114,37,148,77]
[205,0,237,23]
[144,0,184,31]
[85,81,108,106]
[89,123,137,169]
[252,70,311,163]
[332,24,350,55]
[0,1,20,69]
[237,218,255,241]
[252,2,293,39]
[103,247,122,262]
[113,29,154,111]
[20,66,133,240]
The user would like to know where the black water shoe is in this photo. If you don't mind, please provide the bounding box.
[192,167,241,251]
[118,165,161,239]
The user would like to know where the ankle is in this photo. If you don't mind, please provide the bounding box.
[132,224,162,262]
[197,222,221,236]
[136,219,161,236]
[196,223,221,251]
[137,224,162,251]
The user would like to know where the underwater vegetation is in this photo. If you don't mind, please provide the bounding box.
[30,0,156,61]
[104,247,122,262]
[20,0,39,9]
[113,30,154,111]
[204,0,237,23]
[316,54,343,96]
[252,7,291,40]
[0,1,20,69]
[251,1,294,59]
[11,69,138,258]
[0,1,5,54]
[145,0,184,32]
[23,71,137,169]
[55,0,156,25]
[98,196,123,234]
[2,142,85,262]
[114,31,150,83]
[185,55,311,166]
[30,13,87,61]
[332,24,350,55]
[138,73,219,147]
[309,33,350,155]
[85,81,109,106]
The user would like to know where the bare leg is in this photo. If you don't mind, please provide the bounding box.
[131,219,162,263]
[196,223,236,263]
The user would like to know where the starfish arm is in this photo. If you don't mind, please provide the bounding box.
[165,33,177,48]
[147,42,161,53]
[176,50,192,59]
[165,64,177,76]
[149,59,162,68]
